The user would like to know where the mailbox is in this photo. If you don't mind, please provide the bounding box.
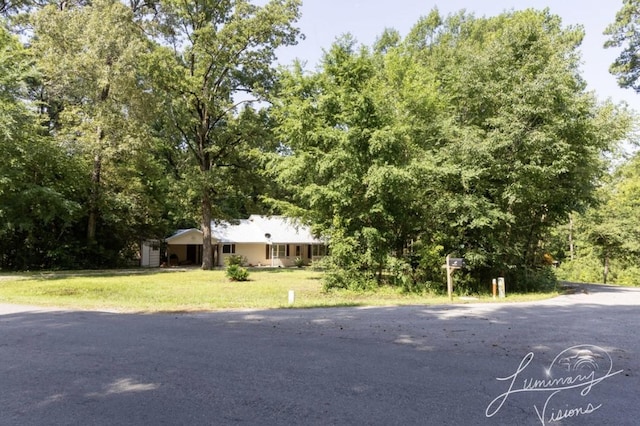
[447,257,465,268]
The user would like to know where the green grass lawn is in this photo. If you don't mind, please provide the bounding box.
[0,268,557,313]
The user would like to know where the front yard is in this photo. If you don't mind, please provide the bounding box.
[0,268,557,312]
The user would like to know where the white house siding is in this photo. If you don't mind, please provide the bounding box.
[218,243,266,267]
[218,243,317,267]
[166,229,203,245]
[267,243,313,267]
[140,240,161,267]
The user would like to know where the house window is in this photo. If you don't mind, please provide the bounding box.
[222,244,236,254]
[273,244,287,258]
[295,245,301,257]
[312,244,327,257]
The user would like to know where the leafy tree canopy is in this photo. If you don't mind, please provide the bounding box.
[272,8,633,292]
[605,0,640,92]
[147,0,302,269]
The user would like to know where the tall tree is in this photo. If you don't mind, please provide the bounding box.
[605,0,640,92]
[579,153,640,283]
[148,0,302,269]
[272,36,445,288]
[419,10,632,284]
[0,23,83,269]
[272,9,633,292]
[30,0,170,265]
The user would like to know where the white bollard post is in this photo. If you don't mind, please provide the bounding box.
[288,290,295,305]
[497,277,506,298]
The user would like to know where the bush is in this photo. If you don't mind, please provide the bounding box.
[319,233,378,291]
[294,257,305,268]
[225,255,246,267]
[309,258,328,271]
[387,256,413,288]
[556,256,602,283]
[323,267,377,291]
[226,264,249,281]
[449,271,481,296]
[384,243,445,294]
[506,266,558,293]
[613,265,640,286]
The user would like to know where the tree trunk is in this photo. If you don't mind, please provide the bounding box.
[201,190,214,270]
[568,213,574,261]
[603,254,609,284]
[87,83,109,243]
[87,149,102,242]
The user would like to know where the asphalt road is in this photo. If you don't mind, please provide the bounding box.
[1,283,638,425]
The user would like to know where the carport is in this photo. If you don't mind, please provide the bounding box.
[164,229,204,266]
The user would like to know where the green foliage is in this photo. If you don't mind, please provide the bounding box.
[505,267,558,293]
[272,8,631,292]
[386,256,414,290]
[323,267,377,292]
[556,152,640,285]
[225,255,246,267]
[308,258,327,271]
[0,24,85,269]
[0,1,636,287]
[226,264,250,282]
[613,265,640,286]
[2,0,303,270]
[320,225,377,291]
[605,0,640,91]
[556,254,603,284]
[405,243,447,292]
[147,0,302,269]
[385,243,446,293]
[422,9,627,276]
[18,0,172,268]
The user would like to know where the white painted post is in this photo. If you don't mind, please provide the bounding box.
[497,277,505,298]
[288,290,295,305]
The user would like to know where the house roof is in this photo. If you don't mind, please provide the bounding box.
[212,218,264,243]
[246,215,321,244]
[165,228,203,245]
[167,215,323,245]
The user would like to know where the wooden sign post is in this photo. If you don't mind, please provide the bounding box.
[445,255,465,301]
[446,255,453,301]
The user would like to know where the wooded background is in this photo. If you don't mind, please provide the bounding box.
[1,0,639,293]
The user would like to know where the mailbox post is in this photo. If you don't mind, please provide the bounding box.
[446,255,453,301]
[445,255,465,301]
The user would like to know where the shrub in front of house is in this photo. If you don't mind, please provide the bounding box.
[308,257,327,271]
[226,264,250,281]
[225,255,246,266]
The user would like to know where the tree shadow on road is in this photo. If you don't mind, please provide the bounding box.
[1,288,638,425]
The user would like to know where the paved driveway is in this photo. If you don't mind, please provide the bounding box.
[1,284,638,425]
